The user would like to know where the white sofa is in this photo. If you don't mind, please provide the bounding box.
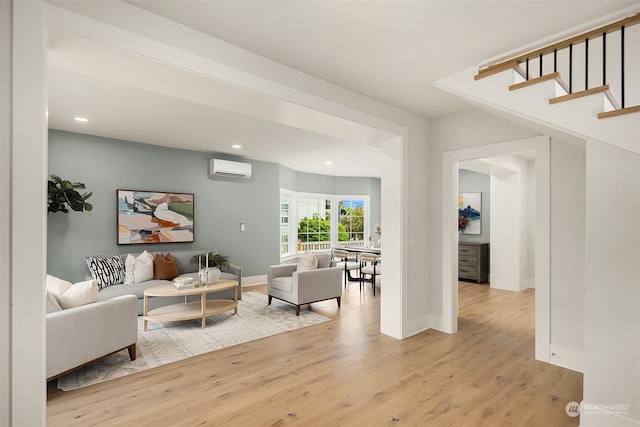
[267,252,342,315]
[88,249,242,315]
[46,294,137,381]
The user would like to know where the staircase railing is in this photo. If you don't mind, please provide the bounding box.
[475,12,640,119]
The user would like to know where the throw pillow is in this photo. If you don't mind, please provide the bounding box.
[297,251,318,272]
[46,274,72,299]
[154,253,179,280]
[57,279,99,309]
[85,255,125,289]
[45,275,100,309]
[124,250,154,284]
[46,290,62,313]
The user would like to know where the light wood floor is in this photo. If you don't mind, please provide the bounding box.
[47,281,583,426]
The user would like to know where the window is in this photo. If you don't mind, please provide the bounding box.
[297,197,331,250]
[280,196,290,254]
[339,199,365,242]
[280,190,370,258]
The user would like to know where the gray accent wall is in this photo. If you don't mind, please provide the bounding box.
[458,168,490,243]
[48,130,381,282]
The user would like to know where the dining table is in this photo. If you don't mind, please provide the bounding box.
[333,245,381,255]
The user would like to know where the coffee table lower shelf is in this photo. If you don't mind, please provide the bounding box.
[143,279,239,330]
[144,300,237,330]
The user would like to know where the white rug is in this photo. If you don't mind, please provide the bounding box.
[57,291,331,391]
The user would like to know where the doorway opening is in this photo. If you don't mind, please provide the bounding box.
[442,135,551,363]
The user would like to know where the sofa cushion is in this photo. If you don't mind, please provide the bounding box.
[58,279,100,309]
[271,276,292,293]
[124,250,154,284]
[99,279,169,300]
[170,250,206,274]
[297,251,318,272]
[315,252,331,269]
[85,255,125,289]
[154,253,179,280]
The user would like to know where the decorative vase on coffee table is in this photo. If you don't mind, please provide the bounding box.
[200,267,221,285]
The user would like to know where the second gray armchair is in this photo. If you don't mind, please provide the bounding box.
[267,252,342,315]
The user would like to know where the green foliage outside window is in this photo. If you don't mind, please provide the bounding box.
[339,204,364,240]
[298,214,349,242]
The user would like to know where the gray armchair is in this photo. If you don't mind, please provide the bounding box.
[267,252,342,315]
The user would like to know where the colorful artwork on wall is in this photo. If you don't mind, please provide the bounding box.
[117,190,194,244]
[458,192,481,235]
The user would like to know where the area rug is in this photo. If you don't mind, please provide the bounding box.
[57,291,331,391]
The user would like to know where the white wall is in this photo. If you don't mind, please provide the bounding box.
[490,170,522,291]
[549,138,586,372]
[525,159,536,288]
[582,139,640,426]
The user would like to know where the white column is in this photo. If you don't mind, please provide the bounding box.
[5,0,48,425]
[0,1,12,424]
[379,136,405,338]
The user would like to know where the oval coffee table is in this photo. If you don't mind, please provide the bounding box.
[143,279,239,330]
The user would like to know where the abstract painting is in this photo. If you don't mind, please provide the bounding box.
[458,192,481,235]
[117,190,194,244]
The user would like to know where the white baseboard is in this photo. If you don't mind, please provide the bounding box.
[242,274,267,287]
[522,277,535,289]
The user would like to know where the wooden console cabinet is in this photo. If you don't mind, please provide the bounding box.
[458,242,489,284]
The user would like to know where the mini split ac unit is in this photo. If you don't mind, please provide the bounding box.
[209,159,252,178]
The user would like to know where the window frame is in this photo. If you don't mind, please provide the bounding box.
[280,189,370,260]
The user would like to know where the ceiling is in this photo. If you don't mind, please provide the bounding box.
[47,0,638,177]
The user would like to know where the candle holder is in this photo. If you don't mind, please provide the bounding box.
[199,266,209,287]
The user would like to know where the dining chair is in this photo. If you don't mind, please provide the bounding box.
[332,248,360,288]
[359,252,381,295]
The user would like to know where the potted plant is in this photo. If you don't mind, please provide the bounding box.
[190,252,230,270]
[47,174,93,213]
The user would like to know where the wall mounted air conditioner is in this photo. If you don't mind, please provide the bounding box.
[209,159,252,178]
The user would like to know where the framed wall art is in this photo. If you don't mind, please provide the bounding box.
[117,190,194,244]
[458,192,481,235]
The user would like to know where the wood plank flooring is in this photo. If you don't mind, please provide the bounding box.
[47,281,583,426]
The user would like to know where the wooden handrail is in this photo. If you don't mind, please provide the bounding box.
[476,12,640,80]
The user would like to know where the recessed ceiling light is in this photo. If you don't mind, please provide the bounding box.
[325,161,333,165]
[232,144,242,149]
[74,117,88,123]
